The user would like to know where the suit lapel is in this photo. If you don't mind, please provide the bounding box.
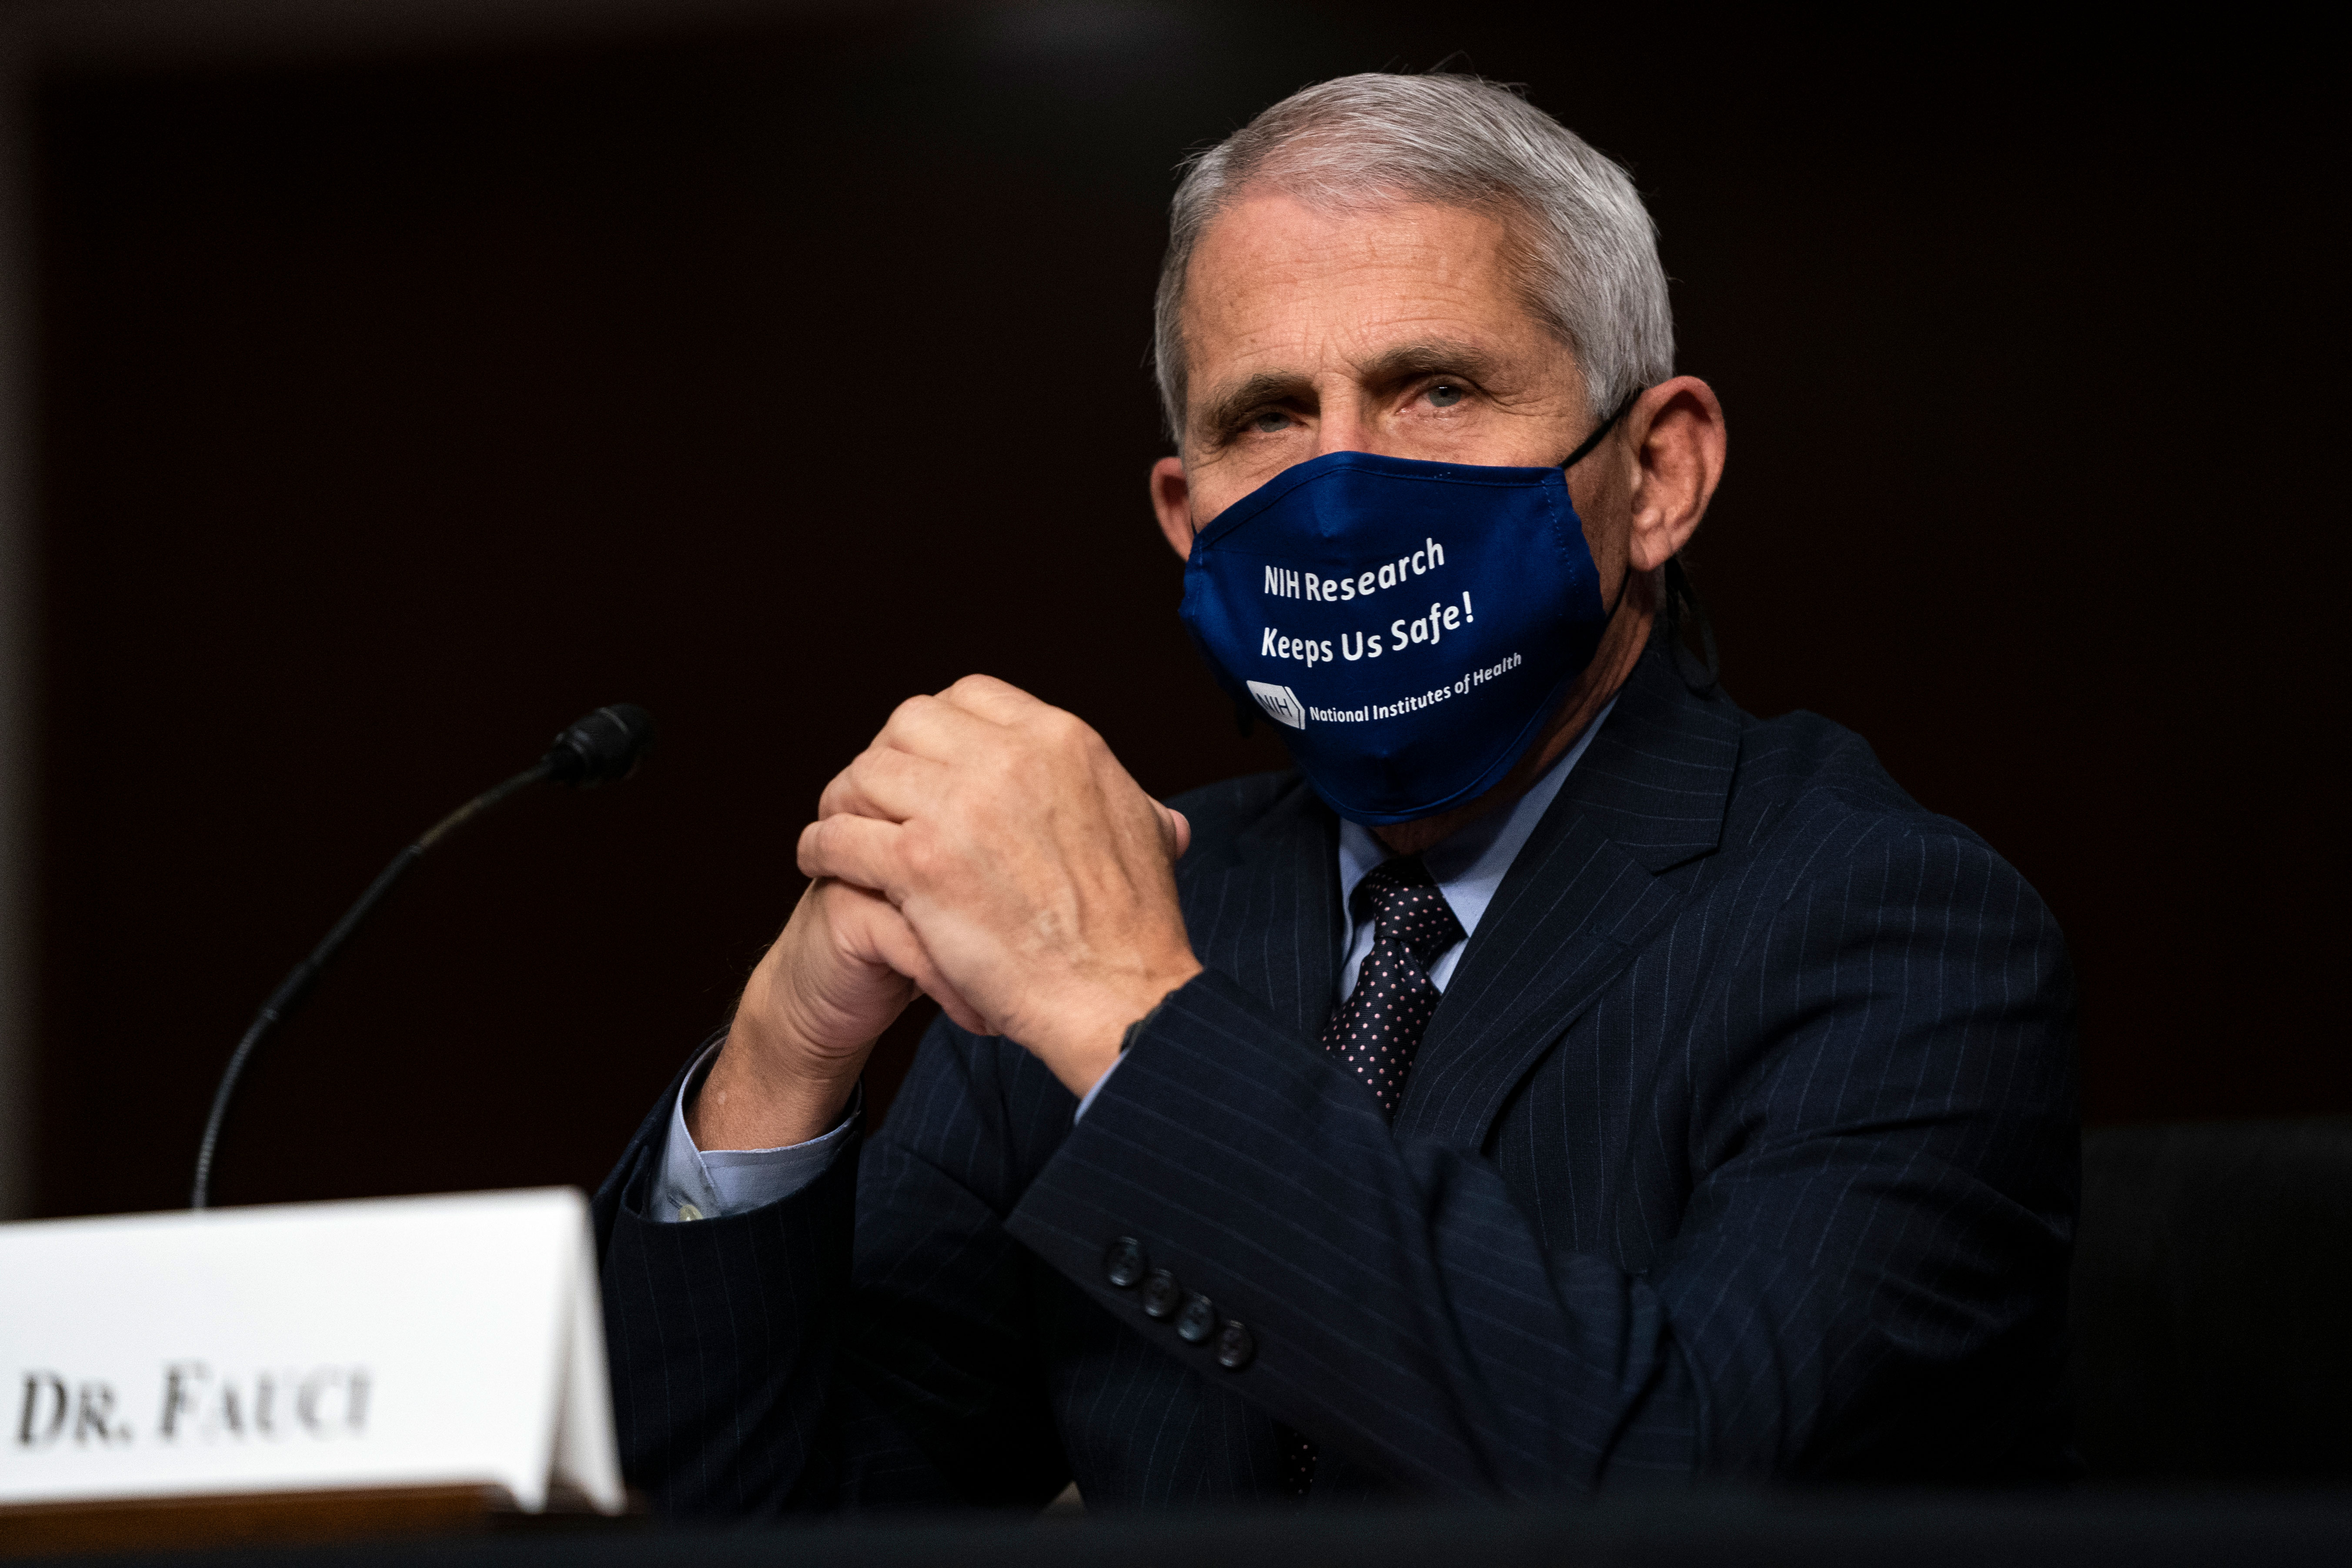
[1178,773,1342,1042]
[1394,647,1743,1153]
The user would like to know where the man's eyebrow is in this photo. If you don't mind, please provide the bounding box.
[1197,371,1309,438]
[1355,338,1508,384]
[1196,340,1514,436]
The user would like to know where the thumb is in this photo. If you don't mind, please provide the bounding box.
[1159,805,1192,860]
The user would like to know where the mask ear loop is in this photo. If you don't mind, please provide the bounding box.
[1562,388,1722,695]
[1660,555,1721,694]
[1557,389,1640,474]
[1565,387,1642,630]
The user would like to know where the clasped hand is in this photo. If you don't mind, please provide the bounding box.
[692,676,1200,1151]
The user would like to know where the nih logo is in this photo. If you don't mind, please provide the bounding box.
[1245,681,1306,730]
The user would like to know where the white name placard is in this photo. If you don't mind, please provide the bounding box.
[0,1187,622,1513]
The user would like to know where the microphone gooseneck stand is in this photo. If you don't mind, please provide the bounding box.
[189,704,655,1210]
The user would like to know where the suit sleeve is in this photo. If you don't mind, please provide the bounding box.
[1003,823,2077,1495]
[593,1024,1075,1518]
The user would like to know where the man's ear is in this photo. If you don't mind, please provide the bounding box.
[1150,456,1193,562]
[1624,376,1727,573]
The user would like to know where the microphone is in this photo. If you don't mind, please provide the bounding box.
[190,704,658,1210]
[542,702,658,789]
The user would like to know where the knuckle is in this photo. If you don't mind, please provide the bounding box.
[897,822,942,881]
[1031,706,1086,750]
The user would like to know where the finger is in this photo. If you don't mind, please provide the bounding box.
[931,673,1050,726]
[1162,805,1192,860]
[830,883,982,1019]
[807,881,920,1005]
[797,813,910,895]
[830,880,994,1036]
[920,980,995,1039]
[817,745,947,823]
[869,690,1002,765]
[941,679,1106,761]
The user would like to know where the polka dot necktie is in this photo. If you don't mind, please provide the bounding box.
[1319,854,1467,1117]
[1281,852,1467,1497]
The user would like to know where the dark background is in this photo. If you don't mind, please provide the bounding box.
[18,4,2339,1217]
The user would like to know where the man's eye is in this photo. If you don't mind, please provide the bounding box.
[1250,411,1291,433]
[1425,383,1465,408]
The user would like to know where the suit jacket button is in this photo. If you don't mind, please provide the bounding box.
[1214,1321,1255,1371]
[1104,1237,1146,1288]
[1176,1293,1217,1344]
[1140,1268,1181,1319]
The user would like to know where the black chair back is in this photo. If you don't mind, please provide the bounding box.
[2073,1119,2352,1481]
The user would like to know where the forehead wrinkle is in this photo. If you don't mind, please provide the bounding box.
[1179,197,1569,439]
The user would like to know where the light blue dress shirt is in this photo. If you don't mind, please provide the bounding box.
[651,700,1613,1224]
[1333,698,1609,1001]
[651,1046,857,1224]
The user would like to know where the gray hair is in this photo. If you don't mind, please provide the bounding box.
[1152,74,1674,445]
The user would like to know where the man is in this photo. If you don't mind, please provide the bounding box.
[595,73,2076,1511]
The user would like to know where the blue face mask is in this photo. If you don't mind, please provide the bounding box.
[1178,402,1631,826]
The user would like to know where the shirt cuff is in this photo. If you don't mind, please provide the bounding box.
[1073,1050,1126,1121]
[651,1038,857,1223]
[1074,986,1182,1120]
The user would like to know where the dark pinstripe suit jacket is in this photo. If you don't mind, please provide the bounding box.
[593,642,2078,1514]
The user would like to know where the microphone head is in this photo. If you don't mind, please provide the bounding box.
[543,703,656,788]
